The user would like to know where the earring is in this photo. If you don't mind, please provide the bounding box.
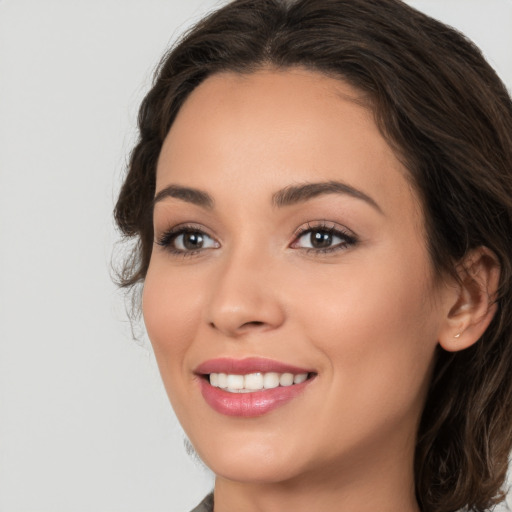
[454,333,461,339]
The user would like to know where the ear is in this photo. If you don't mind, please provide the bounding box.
[438,246,500,352]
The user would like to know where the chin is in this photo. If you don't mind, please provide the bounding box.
[193,435,306,484]
[208,457,302,485]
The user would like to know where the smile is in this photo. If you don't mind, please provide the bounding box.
[196,358,316,417]
[209,371,309,393]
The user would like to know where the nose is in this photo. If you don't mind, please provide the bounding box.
[204,247,286,338]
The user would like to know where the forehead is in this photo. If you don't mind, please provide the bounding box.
[156,67,422,227]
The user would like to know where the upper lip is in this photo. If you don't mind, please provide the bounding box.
[195,357,314,375]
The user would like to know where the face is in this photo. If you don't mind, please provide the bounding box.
[143,68,449,485]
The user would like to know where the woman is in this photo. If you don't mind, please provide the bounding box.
[114,0,512,510]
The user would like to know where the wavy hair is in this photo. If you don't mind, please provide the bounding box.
[114,1,512,510]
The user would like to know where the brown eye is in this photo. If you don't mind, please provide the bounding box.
[180,231,205,250]
[309,231,333,249]
[292,225,357,254]
[157,227,219,254]
[173,230,218,252]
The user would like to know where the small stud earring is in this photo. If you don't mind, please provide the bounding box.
[454,333,461,339]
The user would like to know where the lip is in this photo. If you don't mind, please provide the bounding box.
[195,357,314,375]
[195,357,316,418]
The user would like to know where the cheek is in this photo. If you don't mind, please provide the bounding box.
[292,248,435,340]
[142,263,203,372]
[290,250,439,422]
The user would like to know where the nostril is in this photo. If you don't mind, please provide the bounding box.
[209,320,263,327]
[242,321,265,328]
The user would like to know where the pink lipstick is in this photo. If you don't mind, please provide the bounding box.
[195,357,316,417]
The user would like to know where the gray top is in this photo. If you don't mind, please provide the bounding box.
[190,493,214,512]
[187,492,477,511]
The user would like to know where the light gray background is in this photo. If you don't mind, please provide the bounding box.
[1,1,511,511]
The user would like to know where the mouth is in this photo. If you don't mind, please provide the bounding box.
[206,371,312,393]
[195,358,317,417]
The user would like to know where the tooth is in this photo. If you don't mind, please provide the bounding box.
[293,373,308,384]
[279,373,294,386]
[210,371,310,391]
[226,374,244,390]
[244,372,264,390]
[217,373,228,388]
[263,372,280,389]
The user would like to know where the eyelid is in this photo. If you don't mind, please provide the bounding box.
[292,220,356,238]
[290,220,358,253]
[155,223,220,256]
[154,219,358,258]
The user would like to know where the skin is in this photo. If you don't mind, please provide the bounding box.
[142,68,499,512]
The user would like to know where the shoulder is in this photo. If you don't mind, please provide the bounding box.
[189,493,214,512]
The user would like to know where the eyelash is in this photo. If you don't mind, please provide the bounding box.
[156,223,216,258]
[291,222,358,254]
[155,221,358,257]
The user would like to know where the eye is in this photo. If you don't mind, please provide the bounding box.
[291,222,357,253]
[156,225,219,255]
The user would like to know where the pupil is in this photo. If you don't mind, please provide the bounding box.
[183,232,203,250]
[311,231,332,248]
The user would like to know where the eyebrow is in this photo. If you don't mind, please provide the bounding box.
[271,180,382,213]
[153,185,214,209]
[153,180,382,214]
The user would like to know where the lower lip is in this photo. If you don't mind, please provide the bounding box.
[198,377,313,417]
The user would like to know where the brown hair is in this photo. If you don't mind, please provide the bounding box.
[114,1,512,510]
